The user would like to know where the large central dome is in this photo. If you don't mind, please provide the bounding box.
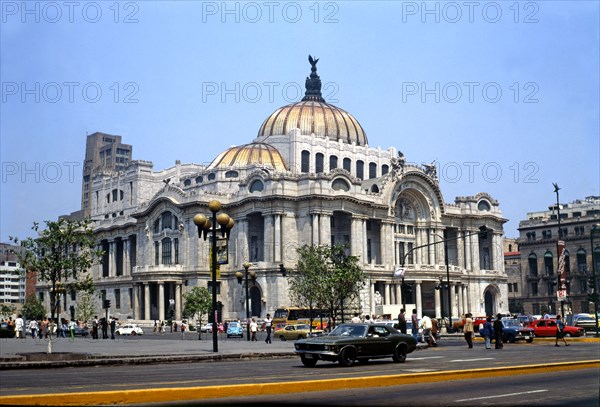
[257,56,368,146]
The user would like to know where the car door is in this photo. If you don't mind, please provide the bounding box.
[283,325,295,340]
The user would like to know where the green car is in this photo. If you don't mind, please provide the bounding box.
[294,323,417,367]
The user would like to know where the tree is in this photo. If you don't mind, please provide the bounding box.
[0,303,17,319]
[182,287,212,326]
[22,294,46,321]
[325,245,366,324]
[76,291,96,323]
[10,218,102,353]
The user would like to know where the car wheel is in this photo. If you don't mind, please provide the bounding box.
[564,333,572,338]
[338,347,356,367]
[507,334,516,344]
[280,335,286,341]
[300,355,318,367]
[131,331,137,336]
[393,345,407,363]
[526,337,534,343]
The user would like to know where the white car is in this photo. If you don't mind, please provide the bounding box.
[115,324,144,336]
[200,323,213,333]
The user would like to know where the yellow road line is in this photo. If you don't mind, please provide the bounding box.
[0,360,598,406]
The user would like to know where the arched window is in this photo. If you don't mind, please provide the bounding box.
[225,170,238,178]
[370,185,379,193]
[301,150,310,173]
[528,253,538,276]
[508,244,513,252]
[343,158,351,172]
[208,173,216,181]
[356,160,364,180]
[161,212,173,230]
[577,248,587,272]
[195,176,203,184]
[249,179,264,193]
[478,200,491,211]
[381,164,389,175]
[315,153,324,173]
[544,251,553,275]
[153,219,160,234]
[184,179,191,187]
[369,162,377,179]
[329,155,338,170]
[332,178,350,192]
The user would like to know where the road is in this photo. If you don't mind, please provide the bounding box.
[1,341,598,400]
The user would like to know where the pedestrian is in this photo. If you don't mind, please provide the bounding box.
[430,317,438,346]
[41,317,49,338]
[15,314,24,339]
[101,317,108,339]
[180,321,186,340]
[464,313,474,348]
[69,319,76,340]
[555,315,569,347]
[250,318,258,341]
[153,320,158,334]
[364,315,372,324]
[92,316,99,339]
[264,313,272,344]
[351,313,361,323]
[60,319,68,338]
[29,319,38,339]
[543,309,550,319]
[411,309,419,342]
[397,308,407,334]
[482,316,494,349]
[110,317,116,340]
[493,313,504,349]
[421,315,434,345]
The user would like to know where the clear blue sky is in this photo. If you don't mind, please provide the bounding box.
[1,1,599,242]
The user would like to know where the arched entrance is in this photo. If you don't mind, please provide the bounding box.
[250,286,262,317]
[484,291,494,316]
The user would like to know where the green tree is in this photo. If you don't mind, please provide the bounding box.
[0,303,17,318]
[182,287,212,326]
[10,218,102,353]
[22,294,46,321]
[326,245,366,324]
[76,291,96,323]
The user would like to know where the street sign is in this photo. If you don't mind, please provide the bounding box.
[557,290,567,301]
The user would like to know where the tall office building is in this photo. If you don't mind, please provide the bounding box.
[81,132,132,217]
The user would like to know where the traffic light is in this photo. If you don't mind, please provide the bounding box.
[279,264,286,276]
[103,299,111,309]
[588,276,599,303]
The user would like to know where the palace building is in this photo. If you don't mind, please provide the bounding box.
[42,58,509,323]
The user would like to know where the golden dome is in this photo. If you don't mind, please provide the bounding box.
[208,143,288,171]
[257,100,368,146]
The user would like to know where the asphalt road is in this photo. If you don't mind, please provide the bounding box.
[1,341,598,397]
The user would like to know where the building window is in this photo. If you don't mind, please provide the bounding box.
[382,164,389,175]
[162,238,172,265]
[547,281,555,296]
[477,200,491,211]
[594,247,600,271]
[195,176,203,184]
[301,150,310,173]
[154,241,160,266]
[544,251,553,275]
[249,179,264,192]
[580,279,588,292]
[174,238,179,264]
[530,281,538,295]
[528,253,538,276]
[332,178,350,191]
[208,173,216,181]
[101,240,109,277]
[343,157,351,172]
[329,155,338,170]
[225,170,238,178]
[577,248,586,272]
[114,289,121,309]
[184,179,191,187]
[154,219,160,234]
[564,250,570,274]
[207,281,221,295]
[371,185,379,193]
[513,283,518,293]
[369,162,377,179]
[356,160,364,180]
[407,242,414,264]
[315,153,324,173]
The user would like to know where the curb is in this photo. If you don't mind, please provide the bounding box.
[0,359,598,406]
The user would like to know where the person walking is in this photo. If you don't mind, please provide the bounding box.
[250,318,258,341]
[110,317,116,340]
[463,313,474,348]
[92,316,99,339]
[351,313,361,323]
[69,319,76,340]
[555,315,569,347]
[430,317,438,346]
[411,309,419,342]
[397,308,407,334]
[15,314,24,339]
[101,317,108,339]
[493,314,504,349]
[482,316,494,349]
[264,314,272,344]
[29,319,38,339]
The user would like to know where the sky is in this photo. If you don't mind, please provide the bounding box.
[1,0,599,242]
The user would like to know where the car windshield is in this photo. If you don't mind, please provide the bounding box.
[295,324,309,330]
[329,324,367,337]
[503,319,521,327]
[229,322,239,327]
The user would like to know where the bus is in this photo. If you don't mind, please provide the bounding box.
[272,307,331,330]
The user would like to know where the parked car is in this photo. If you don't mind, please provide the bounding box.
[572,314,599,330]
[294,323,417,367]
[278,324,323,341]
[115,324,144,336]
[527,319,585,337]
[478,318,534,343]
[226,321,243,338]
[199,323,213,333]
[0,322,15,338]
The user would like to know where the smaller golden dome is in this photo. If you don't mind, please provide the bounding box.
[208,143,288,171]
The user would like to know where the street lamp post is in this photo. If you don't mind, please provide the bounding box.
[193,200,234,353]
[591,224,600,337]
[399,226,488,330]
[236,262,255,341]
[553,183,567,319]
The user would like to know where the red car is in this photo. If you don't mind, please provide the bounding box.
[527,319,585,337]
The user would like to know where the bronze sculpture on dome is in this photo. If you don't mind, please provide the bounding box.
[302,54,325,102]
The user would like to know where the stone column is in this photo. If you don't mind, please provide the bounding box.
[133,283,140,320]
[492,233,501,272]
[175,284,182,320]
[384,283,391,305]
[312,213,319,246]
[465,233,472,271]
[123,238,130,276]
[264,214,274,263]
[319,213,331,248]
[457,230,465,269]
[449,283,456,317]
[236,218,248,265]
[158,283,165,321]
[395,284,401,306]
[144,283,150,321]
[274,214,282,263]
[436,228,444,266]
[370,281,375,316]
[415,281,422,318]
[428,229,436,265]
[434,285,441,318]
[109,240,116,277]
[472,233,481,271]
[457,284,464,316]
